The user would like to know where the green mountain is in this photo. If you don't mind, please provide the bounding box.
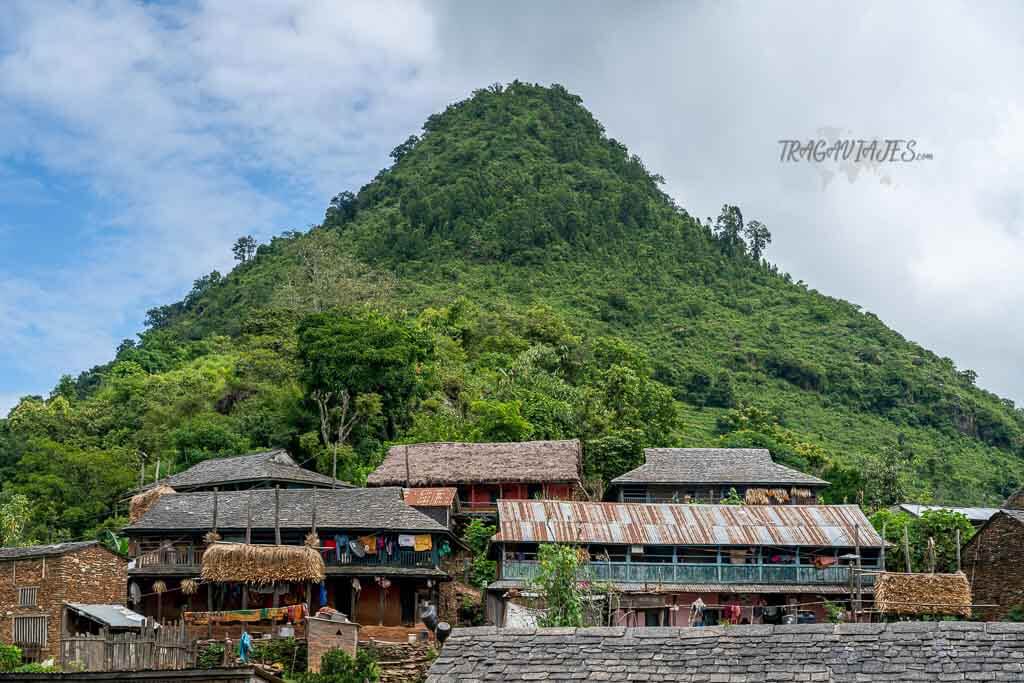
[2,81,1022,542]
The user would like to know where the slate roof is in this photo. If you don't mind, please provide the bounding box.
[124,487,447,534]
[494,500,885,548]
[366,440,582,487]
[0,541,101,561]
[65,603,148,630]
[610,448,828,487]
[426,622,1024,682]
[897,503,1001,523]
[138,449,352,492]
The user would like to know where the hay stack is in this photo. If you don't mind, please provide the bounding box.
[129,485,176,523]
[874,572,971,617]
[201,542,325,584]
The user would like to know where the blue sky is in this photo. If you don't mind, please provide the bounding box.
[2,1,1023,415]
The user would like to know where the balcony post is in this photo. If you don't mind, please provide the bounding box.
[716,547,722,582]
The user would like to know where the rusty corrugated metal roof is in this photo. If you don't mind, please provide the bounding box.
[494,501,884,548]
[403,487,458,507]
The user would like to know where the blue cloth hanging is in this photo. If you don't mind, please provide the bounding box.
[238,631,253,663]
[319,582,328,607]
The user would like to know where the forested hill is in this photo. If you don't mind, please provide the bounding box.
[2,81,1023,543]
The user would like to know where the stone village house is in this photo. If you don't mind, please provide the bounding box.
[0,541,127,661]
[964,507,1024,620]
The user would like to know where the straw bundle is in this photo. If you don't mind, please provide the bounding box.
[152,580,167,594]
[201,542,325,584]
[744,488,791,505]
[874,571,971,617]
[204,530,222,544]
[305,531,319,548]
[129,485,176,523]
[180,578,198,596]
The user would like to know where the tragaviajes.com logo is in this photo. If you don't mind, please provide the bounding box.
[779,127,933,188]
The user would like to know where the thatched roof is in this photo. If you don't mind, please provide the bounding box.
[366,440,582,487]
[135,448,352,493]
[610,449,828,488]
[130,485,176,523]
[124,487,447,534]
[201,542,325,584]
[874,572,972,617]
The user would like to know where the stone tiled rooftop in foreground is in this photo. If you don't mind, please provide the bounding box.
[426,622,1024,682]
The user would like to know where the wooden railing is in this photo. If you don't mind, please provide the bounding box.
[133,545,204,570]
[502,560,876,586]
[324,548,439,569]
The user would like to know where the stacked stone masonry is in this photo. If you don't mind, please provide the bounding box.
[966,512,1024,620]
[0,544,126,660]
[427,622,1024,682]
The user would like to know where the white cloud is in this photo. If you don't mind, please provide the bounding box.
[0,0,445,407]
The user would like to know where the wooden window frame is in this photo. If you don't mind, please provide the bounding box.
[12,614,47,647]
[17,586,39,608]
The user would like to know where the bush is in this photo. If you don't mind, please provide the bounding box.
[13,663,59,673]
[0,644,21,672]
[196,642,225,669]
[252,636,306,675]
[297,648,380,683]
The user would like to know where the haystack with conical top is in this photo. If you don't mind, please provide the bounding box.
[201,542,325,584]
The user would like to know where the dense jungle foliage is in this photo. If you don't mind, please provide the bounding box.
[2,81,1023,543]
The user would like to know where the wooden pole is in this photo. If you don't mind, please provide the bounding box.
[854,523,862,620]
[309,489,318,612]
[880,522,887,570]
[405,445,411,489]
[155,457,161,483]
[212,487,219,533]
[955,527,962,571]
[903,525,912,573]
[273,485,281,631]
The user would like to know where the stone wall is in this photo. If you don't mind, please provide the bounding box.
[1004,489,1024,510]
[363,640,433,683]
[0,545,126,660]
[965,512,1024,620]
[428,622,1024,682]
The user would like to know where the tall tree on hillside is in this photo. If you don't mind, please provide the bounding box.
[273,233,395,313]
[232,235,258,263]
[297,310,431,478]
[714,205,746,257]
[744,220,772,260]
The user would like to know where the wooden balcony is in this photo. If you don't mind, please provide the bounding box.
[501,560,876,586]
[323,548,439,570]
[130,546,205,574]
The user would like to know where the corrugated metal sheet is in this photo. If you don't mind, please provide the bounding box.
[494,501,884,548]
[404,487,458,507]
[65,603,147,629]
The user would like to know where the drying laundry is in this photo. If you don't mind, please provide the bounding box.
[414,534,433,551]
